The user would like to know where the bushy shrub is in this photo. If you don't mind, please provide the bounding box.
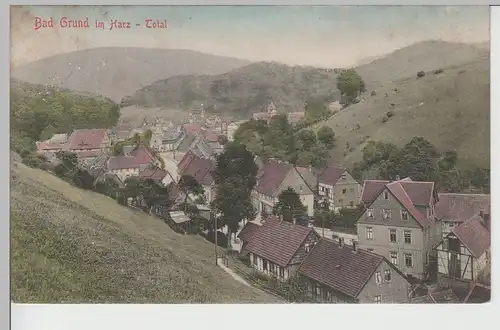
[386,111,394,118]
[382,116,389,123]
[434,68,444,75]
[417,71,426,78]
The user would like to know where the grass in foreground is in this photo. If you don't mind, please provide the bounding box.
[10,164,282,303]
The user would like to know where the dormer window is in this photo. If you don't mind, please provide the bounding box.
[383,191,389,200]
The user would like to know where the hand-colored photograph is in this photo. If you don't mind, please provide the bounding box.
[10,5,490,304]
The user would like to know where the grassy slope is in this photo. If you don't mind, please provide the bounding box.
[315,57,490,169]
[10,164,281,303]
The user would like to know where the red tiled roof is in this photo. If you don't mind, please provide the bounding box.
[139,167,169,181]
[182,123,204,135]
[254,159,293,197]
[203,132,220,143]
[361,180,390,204]
[452,214,490,258]
[399,181,434,206]
[68,129,107,150]
[253,112,272,121]
[237,222,261,243]
[36,140,66,151]
[435,193,491,223]
[261,215,282,227]
[178,151,196,174]
[386,182,430,228]
[178,152,215,186]
[107,144,155,170]
[317,165,346,186]
[298,239,389,299]
[245,221,317,267]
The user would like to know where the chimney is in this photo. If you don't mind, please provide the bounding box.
[338,237,344,248]
[352,240,358,253]
[292,217,297,225]
[481,211,490,232]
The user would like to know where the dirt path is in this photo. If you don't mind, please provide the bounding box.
[217,258,251,287]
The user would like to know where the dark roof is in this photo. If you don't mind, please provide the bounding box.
[386,181,430,228]
[68,129,107,150]
[139,167,170,181]
[107,144,155,170]
[435,193,490,222]
[361,180,390,203]
[182,123,204,135]
[463,283,491,303]
[452,214,490,258]
[410,289,461,304]
[178,152,215,186]
[177,134,197,152]
[398,181,434,206]
[316,165,346,186]
[298,239,396,299]
[254,159,293,197]
[237,222,261,243]
[245,220,317,267]
[295,166,318,191]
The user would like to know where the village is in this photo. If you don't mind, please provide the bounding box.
[33,101,491,304]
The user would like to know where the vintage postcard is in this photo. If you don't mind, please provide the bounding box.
[10,5,490,304]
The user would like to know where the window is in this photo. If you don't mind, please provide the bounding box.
[389,229,397,243]
[375,271,382,284]
[383,191,389,200]
[342,188,347,194]
[263,259,268,271]
[305,243,311,253]
[326,291,332,302]
[252,254,257,265]
[367,248,374,252]
[382,209,391,220]
[404,253,413,268]
[321,186,325,192]
[279,267,285,279]
[315,283,321,296]
[401,210,408,221]
[384,269,392,282]
[366,227,373,240]
[341,174,346,180]
[349,201,354,207]
[404,230,412,244]
[390,252,398,265]
[374,295,382,303]
[367,208,374,218]
[350,188,354,192]
[425,252,429,265]
[339,198,343,205]
[270,263,275,274]
[448,222,455,228]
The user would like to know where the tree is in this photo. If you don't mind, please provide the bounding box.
[212,142,258,248]
[218,135,229,146]
[336,69,366,104]
[120,177,170,212]
[54,151,78,179]
[296,129,317,152]
[317,126,336,149]
[178,174,205,205]
[273,187,307,223]
[40,124,57,141]
[72,169,95,190]
[304,102,330,123]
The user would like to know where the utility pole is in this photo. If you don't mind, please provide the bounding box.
[214,213,218,266]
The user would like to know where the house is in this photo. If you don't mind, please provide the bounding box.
[177,151,216,204]
[189,134,216,159]
[245,217,320,281]
[298,238,410,303]
[316,165,361,211]
[138,166,174,187]
[106,144,158,181]
[67,129,110,153]
[252,102,277,122]
[167,211,192,234]
[287,112,305,124]
[155,129,186,152]
[408,288,461,303]
[435,193,490,237]
[182,123,204,136]
[357,178,441,280]
[434,211,490,291]
[226,120,246,142]
[237,221,262,254]
[252,159,315,217]
[35,133,68,160]
[202,131,223,151]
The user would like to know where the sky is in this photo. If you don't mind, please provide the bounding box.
[10,5,490,68]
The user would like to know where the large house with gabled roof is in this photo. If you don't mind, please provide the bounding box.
[177,151,216,204]
[316,165,361,211]
[245,216,320,281]
[298,238,411,303]
[356,177,441,280]
[252,159,315,217]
